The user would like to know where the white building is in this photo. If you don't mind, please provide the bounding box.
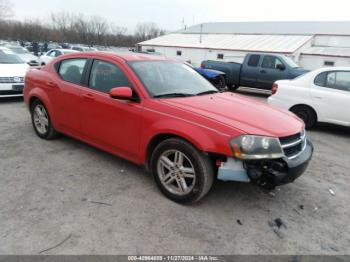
[138,21,350,70]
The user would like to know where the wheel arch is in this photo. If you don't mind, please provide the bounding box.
[145,133,200,171]
[289,104,318,122]
[144,132,227,179]
[27,89,57,129]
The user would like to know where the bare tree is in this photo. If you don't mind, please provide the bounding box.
[0,0,13,20]
[0,9,166,47]
[89,16,108,45]
[110,24,127,36]
[135,22,165,41]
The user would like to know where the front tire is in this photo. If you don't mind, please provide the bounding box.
[150,138,214,203]
[228,84,239,91]
[31,100,59,139]
[290,105,317,129]
[211,75,226,91]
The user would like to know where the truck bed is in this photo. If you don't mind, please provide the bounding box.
[201,60,241,87]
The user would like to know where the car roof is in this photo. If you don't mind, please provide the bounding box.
[316,66,350,71]
[64,51,170,62]
[53,49,77,52]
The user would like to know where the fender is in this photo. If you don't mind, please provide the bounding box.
[195,68,225,79]
[140,117,232,164]
[27,87,59,130]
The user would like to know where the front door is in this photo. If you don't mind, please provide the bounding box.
[258,55,288,89]
[80,59,143,160]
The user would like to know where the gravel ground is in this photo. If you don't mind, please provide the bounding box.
[0,91,349,255]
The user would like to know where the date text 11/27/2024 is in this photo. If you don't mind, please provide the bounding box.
[127,256,220,261]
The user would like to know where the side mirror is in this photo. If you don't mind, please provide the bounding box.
[109,87,134,101]
[276,64,285,71]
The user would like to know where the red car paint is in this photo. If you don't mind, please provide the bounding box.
[23,52,304,166]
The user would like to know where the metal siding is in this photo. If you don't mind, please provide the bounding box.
[178,21,350,36]
[302,46,350,58]
[139,34,313,54]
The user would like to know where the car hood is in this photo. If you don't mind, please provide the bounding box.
[18,54,38,62]
[0,63,29,77]
[159,92,304,137]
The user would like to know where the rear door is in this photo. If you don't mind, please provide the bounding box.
[311,70,350,125]
[80,58,143,160]
[53,58,89,134]
[240,54,261,88]
[257,55,289,89]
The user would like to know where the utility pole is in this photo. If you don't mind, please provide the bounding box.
[199,24,203,44]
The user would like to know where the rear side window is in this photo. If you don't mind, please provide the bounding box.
[247,55,260,67]
[89,60,132,93]
[327,71,350,92]
[58,59,87,85]
[314,72,327,87]
[314,71,350,92]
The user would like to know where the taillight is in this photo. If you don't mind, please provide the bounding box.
[272,83,278,95]
[200,63,204,69]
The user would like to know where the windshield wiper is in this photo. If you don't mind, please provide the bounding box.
[196,90,219,96]
[153,93,194,98]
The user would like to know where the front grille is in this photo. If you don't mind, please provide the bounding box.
[279,131,306,159]
[0,90,23,96]
[0,77,24,84]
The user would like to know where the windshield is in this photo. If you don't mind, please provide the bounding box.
[0,50,25,64]
[8,47,29,54]
[130,61,217,98]
[284,56,300,68]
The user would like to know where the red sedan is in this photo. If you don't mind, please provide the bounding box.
[24,52,313,203]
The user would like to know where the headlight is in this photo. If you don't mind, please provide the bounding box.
[230,135,284,160]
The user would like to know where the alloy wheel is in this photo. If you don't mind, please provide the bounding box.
[157,150,196,196]
[33,104,49,135]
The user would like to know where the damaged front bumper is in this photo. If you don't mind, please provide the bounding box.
[218,140,313,189]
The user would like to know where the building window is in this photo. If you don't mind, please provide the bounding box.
[177,50,182,56]
[217,54,224,59]
[324,61,335,66]
[146,48,155,53]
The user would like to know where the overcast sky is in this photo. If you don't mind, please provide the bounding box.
[10,0,350,32]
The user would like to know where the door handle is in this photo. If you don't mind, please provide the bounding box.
[46,81,58,88]
[260,70,266,74]
[313,96,322,99]
[82,93,95,101]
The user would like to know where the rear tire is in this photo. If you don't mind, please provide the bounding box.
[30,100,59,139]
[150,138,214,203]
[290,105,317,129]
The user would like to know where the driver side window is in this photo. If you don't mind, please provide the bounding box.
[262,56,283,69]
[88,60,132,94]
